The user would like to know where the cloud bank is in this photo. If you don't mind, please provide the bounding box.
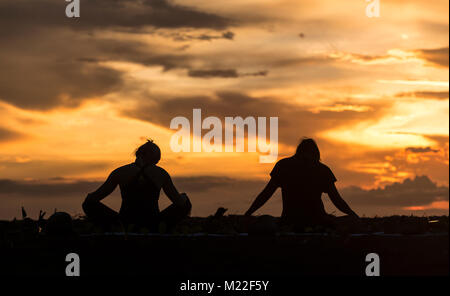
[0,175,447,219]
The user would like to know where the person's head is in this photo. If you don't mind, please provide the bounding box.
[295,138,320,163]
[135,139,161,165]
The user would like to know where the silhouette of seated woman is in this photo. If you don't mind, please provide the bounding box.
[82,140,191,232]
[245,138,358,229]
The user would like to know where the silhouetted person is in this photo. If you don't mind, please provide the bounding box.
[245,138,358,230]
[82,140,191,232]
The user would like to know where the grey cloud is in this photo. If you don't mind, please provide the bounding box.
[0,175,268,219]
[221,31,235,40]
[341,175,449,208]
[0,126,26,142]
[0,0,233,110]
[241,70,268,77]
[0,0,232,34]
[173,176,263,193]
[424,135,449,147]
[0,175,447,218]
[171,31,235,42]
[269,56,330,68]
[396,91,449,100]
[330,47,449,68]
[187,69,268,78]
[121,91,387,147]
[0,175,261,197]
[0,30,196,109]
[0,178,101,197]
[188,69,239,78]
[188,69,268,78]
[92,38,193,71]
[416,47,449,68]
[0,56,124,110]
[405,147,440,153]
[0,1,350,111]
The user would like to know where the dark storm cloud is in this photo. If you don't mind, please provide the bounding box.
[0,0,234,110]
[121,91,387,147]
[0,0,232,34]
[415,47,449,68]
[0,55,124,110]
[92,38,192,70]
[405,147,440,153]
[395,91,449,100]
[0,29,195,109]
[0,127,26,142]
[341,175,449,208]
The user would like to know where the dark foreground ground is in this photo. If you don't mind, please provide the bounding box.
[0,215,448,276]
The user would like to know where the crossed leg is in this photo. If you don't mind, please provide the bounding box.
[82,198,192,233]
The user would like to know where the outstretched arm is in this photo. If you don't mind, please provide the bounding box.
[245,178,279,216]
[327,183,359,218]
[84,170,119,204]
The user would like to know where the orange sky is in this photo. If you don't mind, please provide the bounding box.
[0,0,448,219]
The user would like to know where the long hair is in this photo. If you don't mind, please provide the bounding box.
[295,138,320,163]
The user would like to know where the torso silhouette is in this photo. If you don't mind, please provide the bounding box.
[115,163,169,225]
[270,156,336,225]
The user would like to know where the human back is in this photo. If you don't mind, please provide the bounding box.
[271,156,336,225]
[82,139,191,232]
[115,162,170,226]
[245,138,359,231]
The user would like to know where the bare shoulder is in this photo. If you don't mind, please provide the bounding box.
[109,163,138,179]
[318,162,332,170]
[113,163,136,173]
[145,165,171,187]
[153,165,170,179]
[318,162,337,181]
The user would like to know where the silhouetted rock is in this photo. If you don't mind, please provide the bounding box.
[45,212,74,236]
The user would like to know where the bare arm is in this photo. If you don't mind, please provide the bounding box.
[327,183,358,217]
[84,170,119,203]
[245,178,279,216]
[162,174,187,206]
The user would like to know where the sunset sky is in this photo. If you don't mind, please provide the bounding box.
[0,0,448,219]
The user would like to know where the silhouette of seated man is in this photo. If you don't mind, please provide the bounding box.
[82,140,191,232]
[245,138,359,230]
